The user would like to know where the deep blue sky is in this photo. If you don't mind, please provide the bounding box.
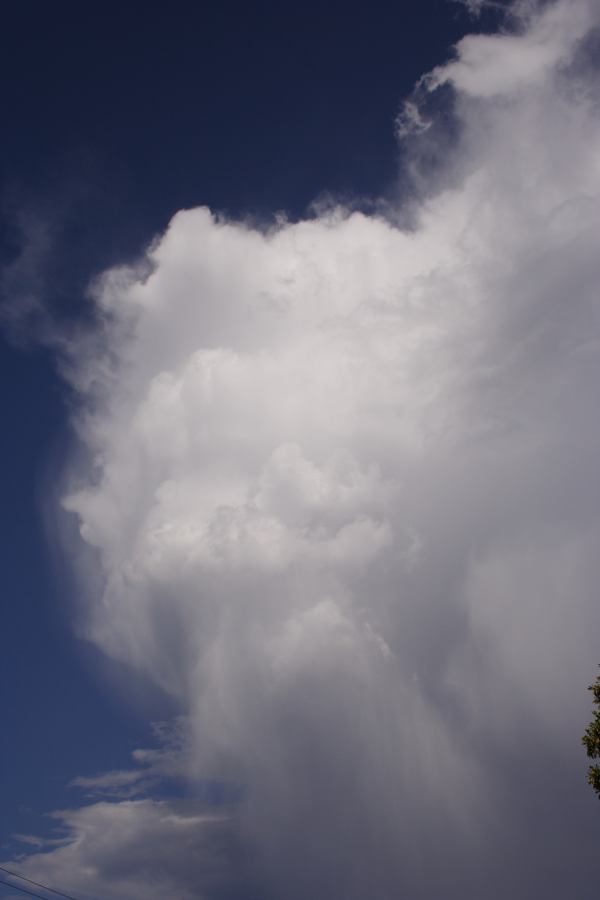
[0,0,499,874]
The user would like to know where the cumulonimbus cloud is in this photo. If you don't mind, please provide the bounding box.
[9,1,600,897]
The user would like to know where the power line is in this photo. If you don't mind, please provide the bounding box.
[0,876,53,900]
[0,865,80,900]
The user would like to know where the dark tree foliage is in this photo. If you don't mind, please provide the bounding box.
[582,668,600,798]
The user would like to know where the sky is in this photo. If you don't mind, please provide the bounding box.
[2,1,600,898]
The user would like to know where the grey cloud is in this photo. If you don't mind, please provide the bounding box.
[0,207,54,345]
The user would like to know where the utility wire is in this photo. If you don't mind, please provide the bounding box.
[0,865,80,900]
[0,876,54,899]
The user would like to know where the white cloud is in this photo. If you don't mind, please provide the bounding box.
[3,725,247,899]
[7,799,245,900]
[11,1,600,896]
[427,0,595,97]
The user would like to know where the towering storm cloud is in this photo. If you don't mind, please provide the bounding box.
[13,1,600,897]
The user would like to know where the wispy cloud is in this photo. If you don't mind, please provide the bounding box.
[69,719,191,799]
